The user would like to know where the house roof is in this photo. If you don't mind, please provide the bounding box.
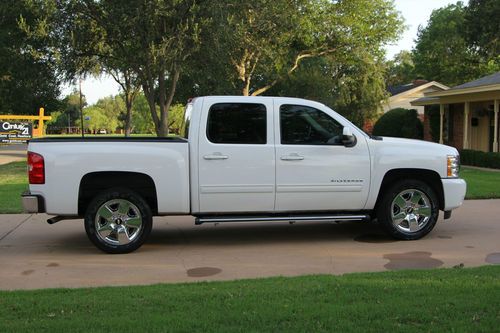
[424,71,500,98]
[387,80,429,96]
[411,72,500,106]
[449,71,500,91]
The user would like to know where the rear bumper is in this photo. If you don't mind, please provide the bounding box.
[21,191,45,213]
[442,178,467,211]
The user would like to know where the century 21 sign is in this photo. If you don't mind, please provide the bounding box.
[0,121,33,142]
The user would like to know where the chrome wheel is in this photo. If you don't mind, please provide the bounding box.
[95,199,143,246]
[391,189,432,234]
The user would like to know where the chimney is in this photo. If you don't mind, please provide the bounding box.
[412,79,428,86]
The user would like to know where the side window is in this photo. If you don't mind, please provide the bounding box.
[207,103,267,144]
[280,104,343,145]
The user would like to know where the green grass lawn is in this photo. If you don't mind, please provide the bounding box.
[460,166,500,199]
[0,266,498,332]
[0,161,27,213]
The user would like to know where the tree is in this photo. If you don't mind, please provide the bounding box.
[0,0,60,115]
[465,0,500,59]
[385,51,416,86]
[47,91,87,132]
[130,93,155,134]
[204,0,403,97]
[59,0,204,137]
[77,105,111,132]
[412,3,482,86]
[464,0,500,74]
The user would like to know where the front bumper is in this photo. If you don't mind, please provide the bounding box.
[442,178,467,211]
[21,191,45,213]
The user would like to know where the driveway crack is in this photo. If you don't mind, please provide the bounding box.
[0,214,32,242]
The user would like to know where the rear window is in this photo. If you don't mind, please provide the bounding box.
[207,103,266,144]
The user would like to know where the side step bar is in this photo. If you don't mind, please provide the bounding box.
[195,214,370,225]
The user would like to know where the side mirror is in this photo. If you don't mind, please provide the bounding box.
[342,126,356,147]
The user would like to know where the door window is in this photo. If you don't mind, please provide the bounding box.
[207,103,267,144]
[280,104,343,145]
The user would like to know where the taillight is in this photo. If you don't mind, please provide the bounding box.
[28,152,45,184]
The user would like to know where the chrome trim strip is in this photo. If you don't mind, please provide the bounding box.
[277,185,363,193]
[196,214,369,224]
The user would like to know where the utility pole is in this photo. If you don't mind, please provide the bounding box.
[79,77,84,137]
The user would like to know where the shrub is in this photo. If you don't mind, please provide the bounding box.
[460,149,500,169]
[372,108,423,139]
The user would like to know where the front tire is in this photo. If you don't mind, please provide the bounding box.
[377,179,439,240]
[84,188,152,254]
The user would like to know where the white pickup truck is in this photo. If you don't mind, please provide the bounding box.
[22,96,466,253]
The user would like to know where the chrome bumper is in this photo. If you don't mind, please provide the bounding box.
[21,191,45,213]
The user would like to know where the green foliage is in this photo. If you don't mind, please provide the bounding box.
[58,0,204,136]
[168,104,185,135]
[130,93,156,135]
[465,0,500,59]
[412,2,500,86]
[385,51,416,86]
[372,108,423,139]
[76,106,115,133]
[46,91,86,133]
[193,0,403,98]
[0,0,60,115]
[412,3,481,86]
[460,150,500,169]
[0,161,27,213]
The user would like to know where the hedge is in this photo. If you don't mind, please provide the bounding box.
[372,108,423,139]
[460,149,500,169]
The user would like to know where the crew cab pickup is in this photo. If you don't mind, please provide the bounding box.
[22,96,466,253]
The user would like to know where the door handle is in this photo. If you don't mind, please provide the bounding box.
[203,153,229,160]
[280,153,304,161]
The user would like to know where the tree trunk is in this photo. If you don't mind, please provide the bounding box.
[124,97,133,137]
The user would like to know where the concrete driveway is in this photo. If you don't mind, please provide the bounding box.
[0,199,499,290]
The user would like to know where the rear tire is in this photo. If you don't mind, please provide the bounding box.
[84,188,152,254]
[377,179,439,240]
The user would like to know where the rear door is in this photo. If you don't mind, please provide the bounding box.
[198,98,275,213]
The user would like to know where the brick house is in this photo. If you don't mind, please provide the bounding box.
[411,72,500,153]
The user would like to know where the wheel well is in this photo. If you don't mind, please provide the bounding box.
[78,172,158,215]
[375,169,444,212]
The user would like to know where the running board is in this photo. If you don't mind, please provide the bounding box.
[195,214,370,225]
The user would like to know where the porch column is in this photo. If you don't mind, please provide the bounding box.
[439,104,444,144]
[494,99,499,153]
[463,101,470,149]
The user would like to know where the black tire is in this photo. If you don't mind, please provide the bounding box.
[377,179,439,240]
[84,188,152,254]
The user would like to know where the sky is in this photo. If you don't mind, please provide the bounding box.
[63,0,467,105]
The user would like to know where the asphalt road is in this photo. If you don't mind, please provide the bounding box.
[0,199,499,290]
[0,143,27,165]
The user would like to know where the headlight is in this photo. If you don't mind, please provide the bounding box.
[447,155,460,178]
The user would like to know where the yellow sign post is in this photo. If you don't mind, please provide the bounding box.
[0,107,52,137]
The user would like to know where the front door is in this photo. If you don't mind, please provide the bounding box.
[274,103,370,211]
[198,99,275,213]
